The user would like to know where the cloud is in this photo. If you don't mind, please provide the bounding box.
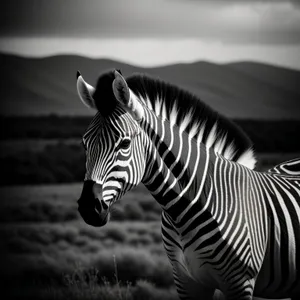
[0,0,299,45]
[184,0,299,3]
[1,37,300,70]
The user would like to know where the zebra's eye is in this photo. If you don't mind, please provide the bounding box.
[118,139,131,149]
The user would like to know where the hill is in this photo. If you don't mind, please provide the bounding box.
[1,53,300,119]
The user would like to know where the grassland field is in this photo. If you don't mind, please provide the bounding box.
[1,138,299,173]
[0,182,177,300]
[1,180,293,300]
[0,137,298,299]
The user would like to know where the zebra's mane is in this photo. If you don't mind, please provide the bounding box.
[126,73,256,169]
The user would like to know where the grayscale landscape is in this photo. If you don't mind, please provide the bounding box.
[1,0,300,299]
[1,53,300,119]
[0,54,299,299]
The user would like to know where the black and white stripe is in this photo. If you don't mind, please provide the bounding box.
[83,107,146,206]
[139,105,300,299]
[80,70,300,299]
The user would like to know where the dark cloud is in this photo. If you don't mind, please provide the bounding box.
[1,0,299,45]
[179,0,300,9]
[184,0,299,2]
[0,0,100,36]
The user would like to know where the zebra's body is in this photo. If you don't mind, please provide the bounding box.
[76,69,300,299]
[139,101,300,299]
[159,154,300,299]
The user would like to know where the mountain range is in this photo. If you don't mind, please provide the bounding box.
[1,53,299,119]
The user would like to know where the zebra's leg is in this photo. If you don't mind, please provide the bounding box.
[162,236,215,298]
[161,213,216,299]
[172,264,215,300]
[225,278,255,300]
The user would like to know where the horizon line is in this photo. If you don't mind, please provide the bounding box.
[1,50,300,71]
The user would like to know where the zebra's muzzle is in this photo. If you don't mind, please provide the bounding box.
[77,180,110,227]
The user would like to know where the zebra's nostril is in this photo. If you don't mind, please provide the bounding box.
[101,200,109,210]
[95,198,102,214]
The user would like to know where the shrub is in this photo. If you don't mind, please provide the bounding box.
[0,143,86,186]
[110,206,126,221]
[124,202,144,221]
[104,226,128,243]
[0,201,79,223]
[3,278,179,300]
[90,247,173,287]
[127,234,153,246]
[132,280,178,300]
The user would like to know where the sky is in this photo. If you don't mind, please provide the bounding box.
[0,0,300,69]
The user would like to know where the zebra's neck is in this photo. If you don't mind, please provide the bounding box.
[141,109,215,223]
[127,75,256,170]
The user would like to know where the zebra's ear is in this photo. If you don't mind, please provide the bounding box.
[112,70,144,121]
[76,71,96,109]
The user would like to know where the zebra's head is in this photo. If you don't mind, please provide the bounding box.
[76,70,146,227]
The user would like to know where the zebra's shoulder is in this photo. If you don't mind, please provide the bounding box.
[268,157,300,175]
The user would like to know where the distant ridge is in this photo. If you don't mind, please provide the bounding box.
[1,53,300,119]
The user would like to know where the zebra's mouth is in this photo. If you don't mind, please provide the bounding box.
[77,180,110,227]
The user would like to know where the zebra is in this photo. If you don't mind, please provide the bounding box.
[76,69,300,300]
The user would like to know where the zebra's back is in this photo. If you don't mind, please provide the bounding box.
[254,159,300,298]
[268,157,300,176]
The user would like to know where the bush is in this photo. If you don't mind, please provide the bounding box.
[124,202,144,221]
[133,280,178,300]
[90,247,173,287]
[0,143,86,186]
[2,116,300,153]
[0,201,79,223]
[2,117,300,186]
[0,115,90,140]
[105,226,128,242]
[3,278,179,300]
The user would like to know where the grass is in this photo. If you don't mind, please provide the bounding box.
[1,152,297,300]
[1,219,175,299]
[0,183,160,223]
[4,265,178,300]
[1,135,299,186]
[0,182,163,279]
[0,182,177,299]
